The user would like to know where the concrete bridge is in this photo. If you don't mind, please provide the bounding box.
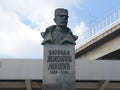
[76,9,120,60]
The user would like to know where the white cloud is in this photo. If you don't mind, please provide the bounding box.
[73,22,88,48]
[0,9,42,58]
[0,0,83,30]
[0,0,83,59]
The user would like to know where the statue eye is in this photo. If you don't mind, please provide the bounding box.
[59,15,68,19]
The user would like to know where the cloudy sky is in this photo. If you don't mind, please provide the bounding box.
[0,0,120,59]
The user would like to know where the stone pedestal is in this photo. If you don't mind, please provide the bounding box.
[42,45,75,90]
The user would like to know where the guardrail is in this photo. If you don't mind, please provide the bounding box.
[79,9,120,45]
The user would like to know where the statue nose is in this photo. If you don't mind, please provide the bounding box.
[61,17,67,21]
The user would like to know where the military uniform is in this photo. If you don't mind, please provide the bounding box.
[41,25,77,45]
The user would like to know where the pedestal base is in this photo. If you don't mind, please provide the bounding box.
[42,45,75,90]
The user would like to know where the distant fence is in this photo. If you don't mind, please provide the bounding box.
[79,9,120,45]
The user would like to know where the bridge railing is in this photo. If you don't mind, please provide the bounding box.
[79,9,120,45]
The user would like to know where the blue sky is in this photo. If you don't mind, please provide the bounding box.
[0,0,120,59]
[78,0,120,25]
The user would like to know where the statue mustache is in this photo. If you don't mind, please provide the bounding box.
[60,20,67,23]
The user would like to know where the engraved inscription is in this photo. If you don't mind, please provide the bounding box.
[47,50,72,74]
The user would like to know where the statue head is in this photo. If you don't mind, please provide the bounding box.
[54,8,69,27]
[41,8,78,45]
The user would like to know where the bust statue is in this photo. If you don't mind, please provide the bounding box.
[41,8,78,45]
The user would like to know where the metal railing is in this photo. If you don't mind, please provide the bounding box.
[79,8,120,45]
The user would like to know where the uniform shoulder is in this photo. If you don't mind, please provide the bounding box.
[46,25,56,30]
[41,25,56,38]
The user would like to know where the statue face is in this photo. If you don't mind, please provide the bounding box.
[54,15,68,27]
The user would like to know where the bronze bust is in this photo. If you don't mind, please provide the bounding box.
[41,8,78,45]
